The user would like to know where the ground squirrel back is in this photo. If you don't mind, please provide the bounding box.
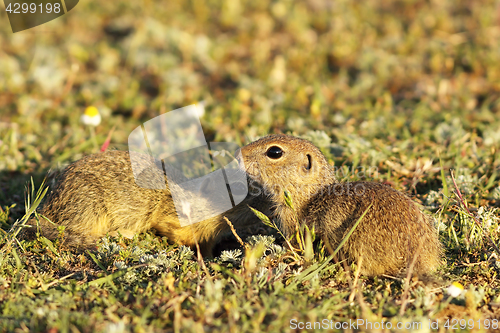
[27,150,271,256]
[238,134,442,276]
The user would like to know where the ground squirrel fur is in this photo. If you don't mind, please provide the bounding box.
[27,150,271,256]
[238,134,442,276]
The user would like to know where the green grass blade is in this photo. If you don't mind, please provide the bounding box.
[439,159,449,199]
[332,203,372,257]
[87,250,108,273]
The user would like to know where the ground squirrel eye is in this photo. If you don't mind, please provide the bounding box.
[266,146,283,159]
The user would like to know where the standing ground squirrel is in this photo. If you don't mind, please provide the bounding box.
[238,134,442,276]
[26,150,271,256]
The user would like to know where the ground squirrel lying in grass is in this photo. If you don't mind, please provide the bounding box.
[26,150,271,256]
[238,134,442,276]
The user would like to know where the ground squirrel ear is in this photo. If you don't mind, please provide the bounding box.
[305,154,312,170]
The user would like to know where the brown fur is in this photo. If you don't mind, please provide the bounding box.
[238,134,442,276]
[25,150,271,256]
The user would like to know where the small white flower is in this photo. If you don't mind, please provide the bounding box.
[81,106,101,126]
[186,102,205,118]
[447,282,464,297]
[35,307,46,317]
[106,321,127,333]
[195,101,205,117]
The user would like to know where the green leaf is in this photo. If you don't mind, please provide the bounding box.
[88,269,128,287]
[284,191,294,210]
[87,250,108,273]
[485,170,497,191]
[11,247,23,270]
[40,236,59,256]
[439,158,449,199]
[249,206,273,229]
[304,224,314,262]
[286,256,335,290]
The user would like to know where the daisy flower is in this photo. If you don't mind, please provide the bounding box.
[447,282,464,298]
[81,106,101,126]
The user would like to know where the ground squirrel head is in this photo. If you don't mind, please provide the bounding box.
[237,134,335,208]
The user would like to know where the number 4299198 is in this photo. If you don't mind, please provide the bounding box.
[6,2,62,14]
[443,318,498,330]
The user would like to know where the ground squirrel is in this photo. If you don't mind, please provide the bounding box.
[26,150,271,256]
[238,134,442,276]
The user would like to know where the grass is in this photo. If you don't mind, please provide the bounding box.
[1,0,500,331]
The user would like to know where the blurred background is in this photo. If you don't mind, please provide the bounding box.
[1,0,500,215]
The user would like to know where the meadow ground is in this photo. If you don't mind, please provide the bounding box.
[1,0,500,332]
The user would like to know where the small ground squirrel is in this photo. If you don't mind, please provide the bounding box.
[238,134,442,276]
[26,150,271,256]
